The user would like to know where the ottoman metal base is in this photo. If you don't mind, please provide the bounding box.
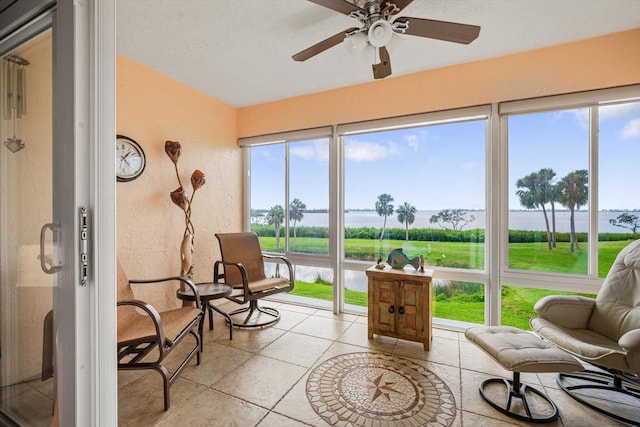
[465,326,583,424]
[480,371,558,423]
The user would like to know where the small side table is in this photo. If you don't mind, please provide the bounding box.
[366,266,433,350]
[177,282,233,348]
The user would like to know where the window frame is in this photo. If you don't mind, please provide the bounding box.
[240,84,640,325]
[498,85,640,296]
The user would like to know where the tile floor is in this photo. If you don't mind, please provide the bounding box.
[1,300,636,426]
[116,301,634,427]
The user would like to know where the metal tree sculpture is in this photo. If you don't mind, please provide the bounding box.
[165,140,205,278]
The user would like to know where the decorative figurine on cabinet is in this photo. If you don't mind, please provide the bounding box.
[386,248,420,270]
[375,254,385,269]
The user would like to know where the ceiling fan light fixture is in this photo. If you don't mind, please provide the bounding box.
[367,19,393,48]
[386,32,405,54]
[343,31,367,54]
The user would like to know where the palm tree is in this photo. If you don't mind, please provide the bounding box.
[537,168,558,248]
[375,193,394,240]
[516,170,554,250]
[396,202,417,241]
[289,198,306,247]
[556,169,588,252]
[265,204,285,249]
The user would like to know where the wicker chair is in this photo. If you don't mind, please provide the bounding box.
[116,261,202,410]
[213,232,294,328]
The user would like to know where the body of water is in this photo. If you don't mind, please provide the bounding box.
[290,210,635,234]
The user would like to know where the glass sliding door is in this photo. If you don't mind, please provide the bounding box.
[1,1,117,424]
[0,28,55,427]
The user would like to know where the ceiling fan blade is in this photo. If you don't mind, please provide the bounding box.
[383,0,413,14]
[372,46,392,79]
[308,0,364,16]
[292,27,359,61]
[394,16,480,44]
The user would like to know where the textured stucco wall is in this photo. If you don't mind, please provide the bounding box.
[237,28,640,137]
[116,55,240,309]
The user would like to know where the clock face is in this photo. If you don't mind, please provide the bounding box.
[116,135,146,182]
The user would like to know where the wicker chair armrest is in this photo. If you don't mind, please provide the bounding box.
[129,276,201,310]
[619,329,640,352]
[533,295,595,329]
[117,299,166,345]
[262,254,295,284]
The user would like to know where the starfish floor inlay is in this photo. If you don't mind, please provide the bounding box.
[364,372,402,403]
[306,352,456,426]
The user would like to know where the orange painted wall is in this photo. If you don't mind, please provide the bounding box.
[116,55,240,306]
[115,28,639,306]
[237,28,640,137]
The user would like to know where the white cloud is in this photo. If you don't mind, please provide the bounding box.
[600,102,640,121]
[290,140,329,161]
[405,133,419,151]
[554,109,589,129]
[622,118,640,139]
[345,139,400,162]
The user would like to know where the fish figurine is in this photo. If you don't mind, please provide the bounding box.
[386,248,420,270]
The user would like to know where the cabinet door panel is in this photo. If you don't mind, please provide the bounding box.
[398,282,423,338]
[373,279,395,333]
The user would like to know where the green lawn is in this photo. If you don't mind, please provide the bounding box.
[272,238,634,328]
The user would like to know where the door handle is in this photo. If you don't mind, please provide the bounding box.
[40,223,61,274]
[388,305,395,314]
[398,306,405,315]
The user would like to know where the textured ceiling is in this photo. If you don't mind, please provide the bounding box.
[116,0,640,107]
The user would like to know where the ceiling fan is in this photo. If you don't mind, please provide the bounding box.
[292,0,481,79]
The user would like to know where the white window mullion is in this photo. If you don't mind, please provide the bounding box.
[284,143,290,253]
[589,106,599,278]
[487,103,501,326]
[330,127,342,313]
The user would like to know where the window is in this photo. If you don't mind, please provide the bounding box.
[242,85,640,327]
[339,107,489,321]
[342,118,487,269]
[289,138,330,255]
[242,127,333,305]
[507,109,590,275]
[598,101,640,275]
[500,285,596,330]
[250,143,285,253]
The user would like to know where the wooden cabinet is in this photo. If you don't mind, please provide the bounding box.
[366,266,433,350]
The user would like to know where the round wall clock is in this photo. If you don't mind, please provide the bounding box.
[116,135,146,182]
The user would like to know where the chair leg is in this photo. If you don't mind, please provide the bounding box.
[154,365,171,411]
[209,303,233,340]
[557,369,640,426]
[41,310,54,381]
[208,305,214,331]
[228,300,280,328]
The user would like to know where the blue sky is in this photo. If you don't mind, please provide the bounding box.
[251,102,639,211]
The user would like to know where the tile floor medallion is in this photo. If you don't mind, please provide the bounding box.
[306,352,456,426]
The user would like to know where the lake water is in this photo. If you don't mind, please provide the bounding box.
[293,210,634,234]
[270,209,636,293]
